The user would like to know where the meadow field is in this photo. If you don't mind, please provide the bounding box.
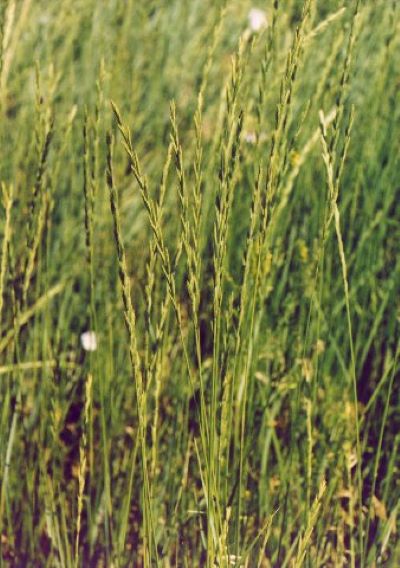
[0,0,399,565]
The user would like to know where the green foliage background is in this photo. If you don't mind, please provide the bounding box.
[0,0,399,565]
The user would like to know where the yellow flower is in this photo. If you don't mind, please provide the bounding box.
[298,239,309,262]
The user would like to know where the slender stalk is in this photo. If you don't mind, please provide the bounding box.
[106,133,158,567]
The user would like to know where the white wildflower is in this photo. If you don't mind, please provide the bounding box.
[80,331,97,352]
[244,131,257,145]
[38,13,51,26]
[248,8,268,33]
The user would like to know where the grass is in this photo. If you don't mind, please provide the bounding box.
[0,0,399,565]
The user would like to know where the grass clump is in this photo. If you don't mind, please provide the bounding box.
[0,0,399,566]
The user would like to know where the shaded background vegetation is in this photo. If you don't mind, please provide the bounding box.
[0,0,399,565]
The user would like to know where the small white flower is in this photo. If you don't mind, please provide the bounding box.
[244,131,257,145]
[80,331,97,352]
[38,13,51,26]
[248,8,268,32]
